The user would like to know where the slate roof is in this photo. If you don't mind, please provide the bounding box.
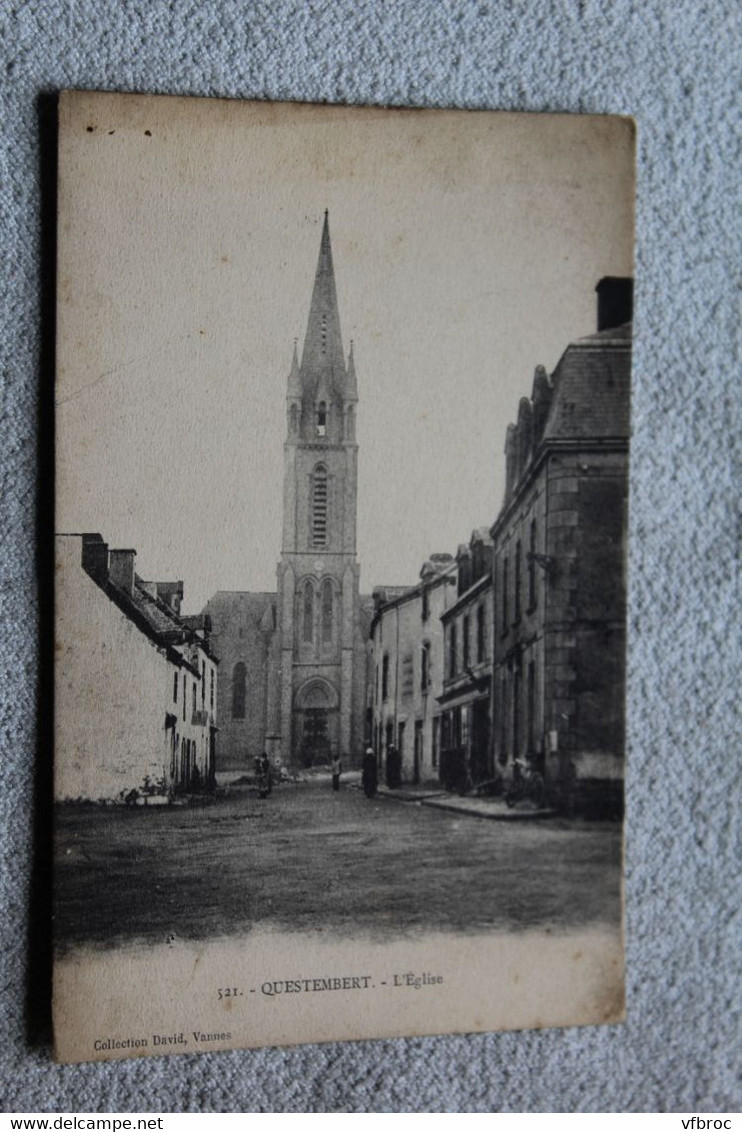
[202,591,277,636]
[542,322,632,443]
[126,579,184,637]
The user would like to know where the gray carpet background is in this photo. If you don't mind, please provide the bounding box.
[1,0,740,1113]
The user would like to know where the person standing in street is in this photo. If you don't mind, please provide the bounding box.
[331,754,342,792]
[362,746,378,799]
[260,751,272,795]
[386,743,401,790]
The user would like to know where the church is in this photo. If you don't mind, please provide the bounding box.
[204,214,374,771]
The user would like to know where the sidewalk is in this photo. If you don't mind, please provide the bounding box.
[375,784,446,802]
[376,784,557,821]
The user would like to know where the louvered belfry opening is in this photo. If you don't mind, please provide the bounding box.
[312,465,328,547]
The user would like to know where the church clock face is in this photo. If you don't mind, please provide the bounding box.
[313,560,323,573]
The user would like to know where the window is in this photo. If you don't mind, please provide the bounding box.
[201,660,205,704]
[449,623,457,679]
[210,668,214,710]
[476,604,485,663]
[321,578,333,644]
[502,558,508,632]
[514,540,522,622]
[382,653,390,701]
[312,466,328,547]
[182,675,186,721]
[232,662,246,719]
[421,641,430,691]
[317,401,327,437]
[173,671,178,703]
[303,580,315,643]
[192,682,197,717]
[432,717,440,768]
[463,615,470,668]
[528,519,537,610]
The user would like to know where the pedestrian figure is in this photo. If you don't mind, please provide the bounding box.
[331,755,342,792]
[386,743,401,790]
[254,755,269,798]
[362,746,378,799]
[260,751,272,795]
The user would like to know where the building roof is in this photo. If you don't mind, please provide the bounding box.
[440,571,491,622]
[369,558,457,633]
[541,322,632,443]
[128,579,184,637]
[202,591,277,635]
[77,535,210,671]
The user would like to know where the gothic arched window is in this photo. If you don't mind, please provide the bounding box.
[232,662,246,719]
[303,579,315,643]
[312,465,328,548]
[317,401,327,437]
[321,578,333,643]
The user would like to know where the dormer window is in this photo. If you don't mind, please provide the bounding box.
[317,401,327,437]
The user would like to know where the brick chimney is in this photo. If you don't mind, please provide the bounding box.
[109,548,137,594]
[595,277,633,332]
[81,533,108,585]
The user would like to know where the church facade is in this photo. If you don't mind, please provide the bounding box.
[204,214,373,770]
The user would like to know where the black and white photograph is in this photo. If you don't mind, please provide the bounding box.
[54,91,634,1062]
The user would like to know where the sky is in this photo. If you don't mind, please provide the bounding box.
[56,94,635,612]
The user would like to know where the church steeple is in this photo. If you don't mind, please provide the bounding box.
[298,210,347,396]
[276,212,363,769]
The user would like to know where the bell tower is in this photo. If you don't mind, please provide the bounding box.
[273,212,361,767]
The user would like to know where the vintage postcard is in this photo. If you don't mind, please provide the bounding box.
[54,91,635,1062]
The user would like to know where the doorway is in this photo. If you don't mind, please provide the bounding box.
[414,720,423,785]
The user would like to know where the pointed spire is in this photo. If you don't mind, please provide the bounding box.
[287,337,301,396]
[299,211,346,394]
[345,339,358,401]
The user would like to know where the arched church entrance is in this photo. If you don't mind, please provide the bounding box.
[293,678,339,767]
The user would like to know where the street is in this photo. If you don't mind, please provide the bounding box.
[54,777,621,953]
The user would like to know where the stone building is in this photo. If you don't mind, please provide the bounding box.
[200,592,276,771]
[369,554,457,784]
[205,213,373,769]
[438,530,494,792]
[490,277,632,813]
[55,533,218,803]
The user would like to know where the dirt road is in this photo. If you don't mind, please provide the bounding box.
[54,777,621,952]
